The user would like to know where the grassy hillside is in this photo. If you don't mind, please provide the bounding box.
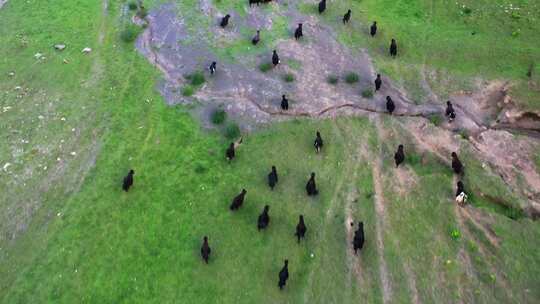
[0,0,539,303]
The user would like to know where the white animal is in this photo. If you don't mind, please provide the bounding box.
[456,192,468,206]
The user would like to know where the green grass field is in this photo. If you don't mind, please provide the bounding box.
[0,0,539,303]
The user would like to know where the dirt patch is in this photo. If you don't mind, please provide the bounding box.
[0,0,8,9]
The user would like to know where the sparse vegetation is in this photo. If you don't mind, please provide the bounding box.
[427,114,443,126]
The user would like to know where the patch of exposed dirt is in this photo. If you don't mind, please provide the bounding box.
[0,0,7,9]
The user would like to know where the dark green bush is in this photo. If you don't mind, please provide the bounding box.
[345,72,359,84]
[120,26,140,43]
[361,89,373,98]
[259,62,272,73]
[327,75,339,85]
[224,123,241,139]
[182,86,194,97]
[282,73,295,82]
[427,114,443,126]
[186,71,205,86]
[128,1,138,10]
[211,109,227,125]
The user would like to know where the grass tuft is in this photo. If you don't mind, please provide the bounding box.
[186,71,206,86]
[120,25,140,43]
[182,85,194,96]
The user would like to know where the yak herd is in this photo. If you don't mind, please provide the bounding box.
[121,0,468,291]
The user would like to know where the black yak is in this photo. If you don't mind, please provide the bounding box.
[248,0,261,6]
[456,181,465,197]
[318,0,326,14]
[268,166,278,190]
[209,61,217,75]
[272,50,280,66]
[394,144,405,168]
[445,101,456,122]
[252,30,260,45]
[306,172,319,196]
[370,21,377,37]
[226,143,235,162]
[451,152,463,175]
[375,74,382,91]
[386,96,395,114]
[343,10,351,24]
[389,39,397,57]
[257,205,270,231]
[201,236,211,264]
[352,222,365,254]
[281,94,289,110]
[278,260,289,290]
[229,189,247,211]
[294,23,303,40]
[295,215,307,243]
[220,14,231,28]
[122,169,134,192]
[314,131,323,153]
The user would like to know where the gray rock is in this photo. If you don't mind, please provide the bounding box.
[54,44,66,51]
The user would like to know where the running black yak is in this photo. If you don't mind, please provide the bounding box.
[352,222,365,254]
[389,39,397,57]
[306,172,319,196]
[314,131,323,153]
[220,14,230,28]
[229,189,247,211]
[226,142,235,162]
[272,50,280,66]
[451,152,464,175]
[370,21,377,37]
[257,205,270,231]
[386,96,395,114]
[209,61,217,75]
[201,236,211,264]
[268,166,278,190]
[343,10,351,24]
[394,144,405,168]
[375,74,382,91]
[445,101,456,122]
[295,215,307,243]
[122,169,134,192]
[278,260,289,290]
[294,23,303,40]
[252,30,260,45]
[318,0,326,14]
[281,94,289,110]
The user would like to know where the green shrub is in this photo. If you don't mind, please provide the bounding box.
[427,114,443,126]
[128,1,138,10]
[345,72,359,84]
[182,86,194,96]
[120,25,140,43]
[259,62,273,73]
[361,89,373,98]
[282,73,295,82]
[224,123,241,139]
[450,229,461,240]
[186,71,205,86]
[461,7,472,15]
[457,129,470,140]
[327,75,339,85]
[211,109,227,125]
